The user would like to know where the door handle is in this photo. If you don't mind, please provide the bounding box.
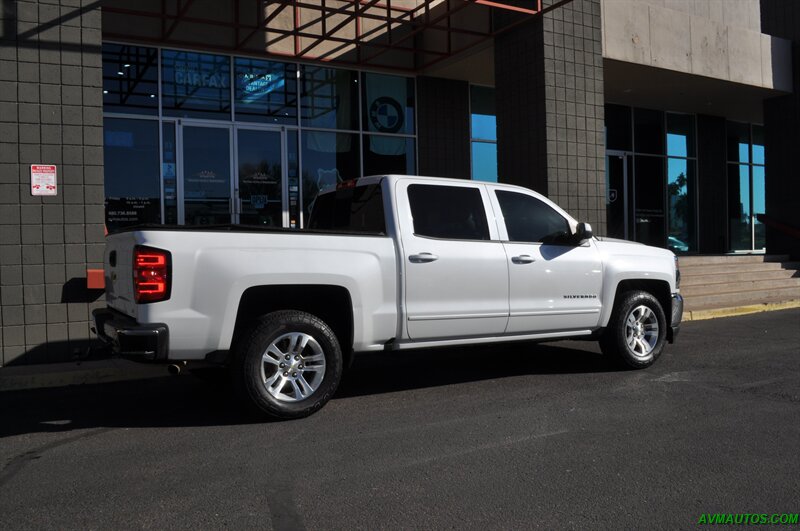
[409,252,439,263]
[511,255,535,264]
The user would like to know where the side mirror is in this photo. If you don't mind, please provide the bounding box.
[575,222,593,244]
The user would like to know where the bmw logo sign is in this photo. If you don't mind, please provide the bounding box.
[369,97,404,133]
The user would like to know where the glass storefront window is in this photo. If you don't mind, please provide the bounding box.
[471,86,496,141]
[471,142,498,182]
[301,131,360,218]
[753,165,765,249]
[727,121,750,164]
[300,66,358,130]
[471,85,497,182]
[162,122,177,225]
[726,122,766,251]
[364,135,415,176]
[103,117,161,232]
[182,126,232,225]
[752,125,765,165]
[605,104,631,151]
[234,58,297,124]
[667,158,696,253]
[103,44,159,115]
[633,108,664,155]
[362,72,415,135]
[161,50,231,119]
[667,113,695,158]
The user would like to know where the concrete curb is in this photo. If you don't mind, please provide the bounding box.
[683,300,800,322]
[0,358,168,392]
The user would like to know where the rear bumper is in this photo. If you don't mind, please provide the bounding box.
[668,293,684,343]
[92,308,169,362]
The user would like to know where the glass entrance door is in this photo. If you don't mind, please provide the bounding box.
[180,124,233,225]
[606,152,631,239]
[235,128,285,227]
[633,155,667,247]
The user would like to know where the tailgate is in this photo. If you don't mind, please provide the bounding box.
[104,231,138,318]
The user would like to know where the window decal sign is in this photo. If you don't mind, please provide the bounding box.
[31,164,57,196]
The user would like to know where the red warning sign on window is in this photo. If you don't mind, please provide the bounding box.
[30,164,57,196]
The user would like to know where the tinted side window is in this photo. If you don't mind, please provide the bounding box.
[308,184,386,234]
[496,191,570,243]
[408,184,489,240]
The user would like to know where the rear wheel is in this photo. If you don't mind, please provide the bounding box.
[233,310,343,419]
[600,290,666,369]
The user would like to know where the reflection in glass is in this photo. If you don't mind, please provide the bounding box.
[103,118,161,232]
[237,129,283,227]
[753,165,765,249]
[471,86,496,141]
[300,66,358,130]
[103,44,159,115]
[667,158,696,253]
[633,155,665,247]
[364,135,415,176]
[633,108,664,155]
[301,131,360,218]
[728,163,751,251]
[234,58,297,124]
[362,72,415,135]
[605,104,632,151]
[287,131,300,228]
[471,142,498,182]
[752,125,765,165]
[182,126,231,225]
[726,121,750,163]
[605,155,628,240]
[162,50,231,119]
[666,113,695,158]
[162,123,177,224]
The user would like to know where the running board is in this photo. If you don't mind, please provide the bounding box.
[386,329,595,351]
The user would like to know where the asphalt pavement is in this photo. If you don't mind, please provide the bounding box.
[1,309,799,530]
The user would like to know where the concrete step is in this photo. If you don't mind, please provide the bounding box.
[679,254,789,266]
[681,268,800,288]
[680,261,800,276]
[683,286,800,311]
[681,277,800,297]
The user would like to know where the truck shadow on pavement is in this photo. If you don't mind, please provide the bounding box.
[0,341,613,438]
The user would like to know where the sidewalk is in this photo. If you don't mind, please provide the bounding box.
[0,358,169,392]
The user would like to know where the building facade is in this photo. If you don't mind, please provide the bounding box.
[0,0,797,365]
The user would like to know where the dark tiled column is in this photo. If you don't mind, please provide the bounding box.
[696,115,728,254]
[416,76,471,179]
[494,0,606,234]
[761,0,800,260]
[0,0,104,366]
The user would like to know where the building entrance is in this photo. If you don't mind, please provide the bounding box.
[176,122,300,227]
[606,151,668,249]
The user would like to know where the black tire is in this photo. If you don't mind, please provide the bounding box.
[233,310,343,419]
[600,290,667,369]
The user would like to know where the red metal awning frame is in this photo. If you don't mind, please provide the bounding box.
[102,0,575,73]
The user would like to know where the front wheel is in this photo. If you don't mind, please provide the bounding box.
[233,310,343,419]
[600,290,667,369]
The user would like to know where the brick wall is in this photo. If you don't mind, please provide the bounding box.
[494,0,606,234]
[416,76,471,179]
[0,0,105,366]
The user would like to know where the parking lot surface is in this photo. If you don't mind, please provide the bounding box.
[1,309,799,529]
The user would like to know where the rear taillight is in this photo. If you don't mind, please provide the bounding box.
[134,246,171,303]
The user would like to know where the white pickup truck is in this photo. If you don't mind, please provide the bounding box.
[94,175,683,418]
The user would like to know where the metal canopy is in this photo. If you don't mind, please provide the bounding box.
[102,0,549,72]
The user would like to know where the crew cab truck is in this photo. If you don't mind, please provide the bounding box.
[93,175,683,419]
